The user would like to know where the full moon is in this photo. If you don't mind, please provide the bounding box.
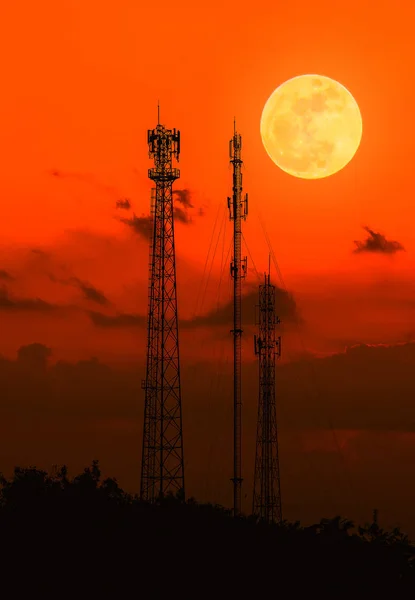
[260,74,362,179]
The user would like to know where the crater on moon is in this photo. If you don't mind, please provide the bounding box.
[260,74,362,179]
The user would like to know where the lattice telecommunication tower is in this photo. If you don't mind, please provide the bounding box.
[140,112,185,502]
[252,266,282,523]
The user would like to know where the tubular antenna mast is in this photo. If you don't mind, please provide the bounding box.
[140,117,185,502]
[253,262,282,523]
[227,122,248,516]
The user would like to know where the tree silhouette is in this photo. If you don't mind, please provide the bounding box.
[319,515,355,538]
[0,461,414,596]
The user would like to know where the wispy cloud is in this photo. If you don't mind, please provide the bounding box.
[88,311,146,328]
[49,274,109,306]
[115,198,131,210]
[173,189,193,209]
[181,285,300,328]
[0,270,14,281]
[49,168,119,198]
[119,214,153,239]
[70,278,109,305]
[353,227,404,254]
[173,206,191,224]
[0,287,57,312]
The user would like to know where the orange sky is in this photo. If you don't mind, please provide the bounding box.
[1,0,414,362]
[1,0,415,531]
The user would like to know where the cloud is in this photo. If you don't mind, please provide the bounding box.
[173,189,195,222]
[50,169,118,198]
[0,287,57,312]
[48,270,109,306]
[277,341,415,433]
[173,206,191,224]
[181,284,300,329]
[3,340,415,535]
[119,214,152,239]
[31,248,48,257]
[0,230,151,329]
[118,189,195,236]
[115,198,131,210]
[50,169,91,182]
[69,278,109,306]
[120,207,191,237]
[88,311,146,328]
[17,343,52,371]
[353,227,404,254]
[173,189,193,209]
[0,343,134,419]
[3,339,415,433]
[86,281,298,331]
[0,270,14,281]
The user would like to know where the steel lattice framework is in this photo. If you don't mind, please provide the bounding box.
[140,119,185,502]
[253,269,282,523]
[228,123,248,516]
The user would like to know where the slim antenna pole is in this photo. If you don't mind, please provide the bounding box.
[227,122,248,516]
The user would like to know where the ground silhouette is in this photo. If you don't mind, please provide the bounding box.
[0,461,414,597]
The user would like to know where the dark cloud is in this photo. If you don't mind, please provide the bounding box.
[120,214,153,239]
[0,287,56,312]
[2,340,415,536]
[120,207,191,237]
[278,341,415,432]
[353,227,404,254]
[31,248,48,257]
[173,205,191,224]
[118,190,194,236]
[48,273,109,306]
[17,343,52,372]
[182,284,299,329]
[0,270,14,281]
[116,198,131,210]
[173,189,195,222]
[173,189,193,209]
[4,339,415,431]
[69,278,108,306]
[0,344,415,531]
[0,343,137,421]
[86,282,298,331]
[88,311,146,328]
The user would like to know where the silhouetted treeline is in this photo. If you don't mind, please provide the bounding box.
[0,462,414,598]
